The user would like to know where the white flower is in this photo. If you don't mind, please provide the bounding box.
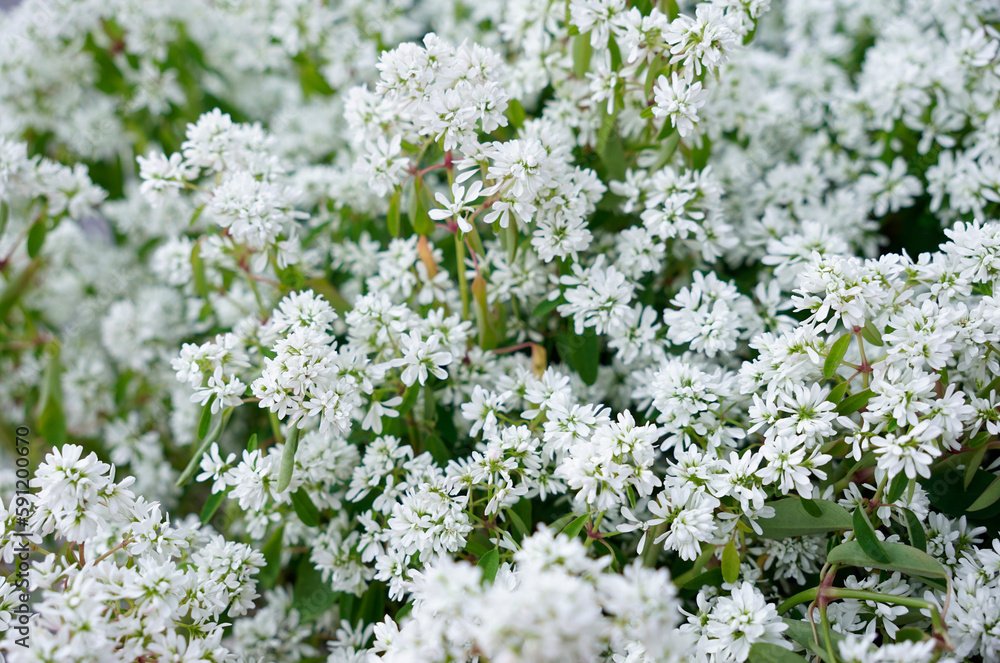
[391,331,454,386]
[428,180,483,232]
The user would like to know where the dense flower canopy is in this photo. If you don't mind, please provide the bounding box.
[1,0,1000,662]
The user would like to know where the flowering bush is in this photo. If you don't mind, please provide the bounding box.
[2,0,1000,661]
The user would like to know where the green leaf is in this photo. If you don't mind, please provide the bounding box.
[513,498,532,534]
[572,33,593,79]
[190,241,210,299]
[561,513,590,538]
[597,112,626,181]
[748,643,809,663]
[0,200,9,238]
[757,498,853,539]
[357,581,386,626]
[800,498,822,518]
[507,98,526,129]
[836,389,873,415]
[424,432,451,465]
[387,189,401,238]
[885,473,909,504]
[197,395,216,439]
[895,628,929,643]
[783,619,843,663]
[721,538,740,584]
[507,508,529,539]
[608,35,622,71]
[533,295,564,318]
[293,556,338,622]
[200,490,227,524]
[824,334,852,379]
[37,343,66,447]
[862,320,884,346]
[968,475,1000,512]
[644,54,662,99]
[826,540,949,581]
[654,131,681,168]
[247,433,258,452]
[277,426,301,493]
[826,380,850,404]
[258,525,285,588]
[902,508,926,551]
[478,548,500,583]
[656,119,676,141]
[291,488,320,527]
[548,513,577,533]
[398,384,420,416]
[411,178,434,236]
[965,446,987,489]
[26,219,47,258]
[852,506,891,563]
[564,327,600,386]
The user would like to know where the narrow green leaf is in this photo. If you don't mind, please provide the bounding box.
[827,540,948,580]
[258,525,285,588]
[387,189,401,238]
[424,432,451,465]
[37,343,66,447]
[800,498,822,518]
[190,241,210,299]
[277,426,301,493]
[783,619,843,663]
[507,98,526,129]
[572,33,593,79]
[885,473,909,504]
[533,296,564,318]
[357,581,386,626]
[548,513,577,533]
[852,507,891,563]
[197,395,216,440]
[561,513,590,538]
[757,498,853,539]
[644,54,662,99]
[411,178,434,236]
[247,433,258,452]
[895,628,929,643]
[398,384,420,416]
[862,320,884,346]
[27,219,47,258]
[964,446,987,489]
[968,475,1000,512]
[200,490,227,524]
[464,534,492,558]
[566,327,600,386]
[607,35,622,71]
[478,548,500,583]
[656,119,676,141]
[291,488,320,527]
[824,334,852,379]
[292,555,337,622]
[902,508,926,551]
[826,380,850,404]
[748,643,809,663]
[836,389,873,416]
[0,200,9,238]
[654,131,681,168]
[507,508,529,539]
[722,538,740,584]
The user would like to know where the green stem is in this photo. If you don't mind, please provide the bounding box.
[777,587,820,615]
[456,231,470,319]
[176,407,233,487]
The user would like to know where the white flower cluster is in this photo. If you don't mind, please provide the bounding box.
[1,446,264,662]
[3,0,1000,661]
